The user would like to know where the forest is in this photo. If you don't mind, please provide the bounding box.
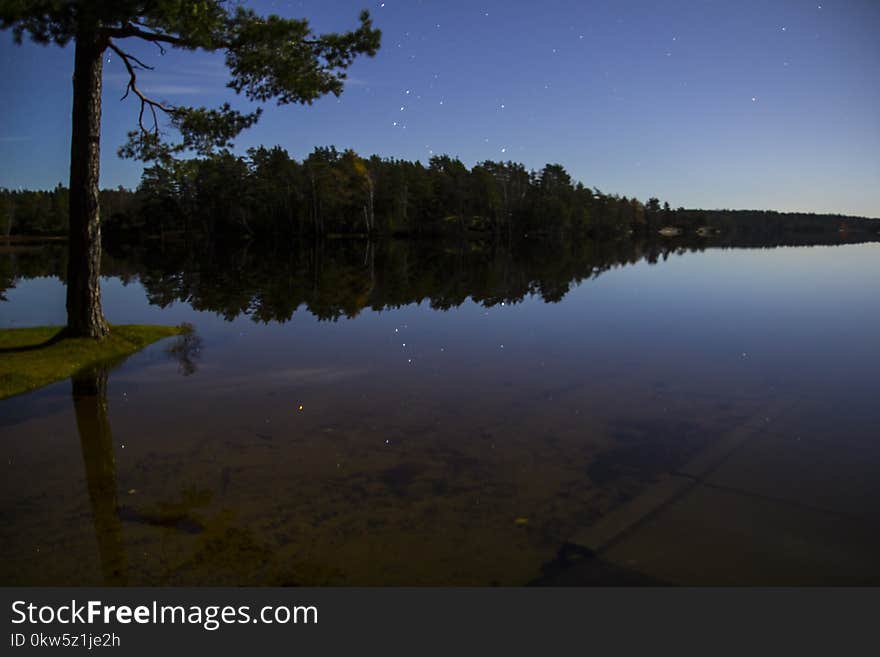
[2,147,877,245]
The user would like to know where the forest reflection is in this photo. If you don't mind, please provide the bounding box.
[2,232,877,324]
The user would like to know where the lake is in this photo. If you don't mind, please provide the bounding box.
[2,237,879,585]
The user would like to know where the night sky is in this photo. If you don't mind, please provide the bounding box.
[1,0,878,217]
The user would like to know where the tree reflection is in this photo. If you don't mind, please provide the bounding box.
[1,233,878,314]
[71,362,127,585]
[165,322,203,376]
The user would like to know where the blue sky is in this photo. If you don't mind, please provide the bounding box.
[1,0,878,217]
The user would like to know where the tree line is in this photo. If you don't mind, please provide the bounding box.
[0,186,137,237]
[3,148,876,244]
[103,147,657,241]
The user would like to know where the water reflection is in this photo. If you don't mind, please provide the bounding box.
[106,234,877,322]
[165,323,202,376]
[1,232,876,325]
[72,361,127,585]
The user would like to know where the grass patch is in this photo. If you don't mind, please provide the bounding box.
[0,324,185,400]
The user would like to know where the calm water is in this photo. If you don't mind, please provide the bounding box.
[2,238,879,585]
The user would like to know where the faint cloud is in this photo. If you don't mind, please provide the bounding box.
[172,62,228,79]
[140,84,212,96]
[105,62,226,98]
[0,137,31,143]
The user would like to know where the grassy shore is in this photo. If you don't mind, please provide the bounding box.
[0,324,185,400]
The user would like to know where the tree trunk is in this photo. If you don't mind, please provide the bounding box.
[66,26,109,338]
[401,181,408,228]
[3,200,13,237]
[365,174,375,232]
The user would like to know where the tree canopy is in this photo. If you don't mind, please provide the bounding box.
[1,1,381,161]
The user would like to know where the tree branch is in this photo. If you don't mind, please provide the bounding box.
[101,22,185,48]
[115,48,153,71]
[108,41,179,135]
